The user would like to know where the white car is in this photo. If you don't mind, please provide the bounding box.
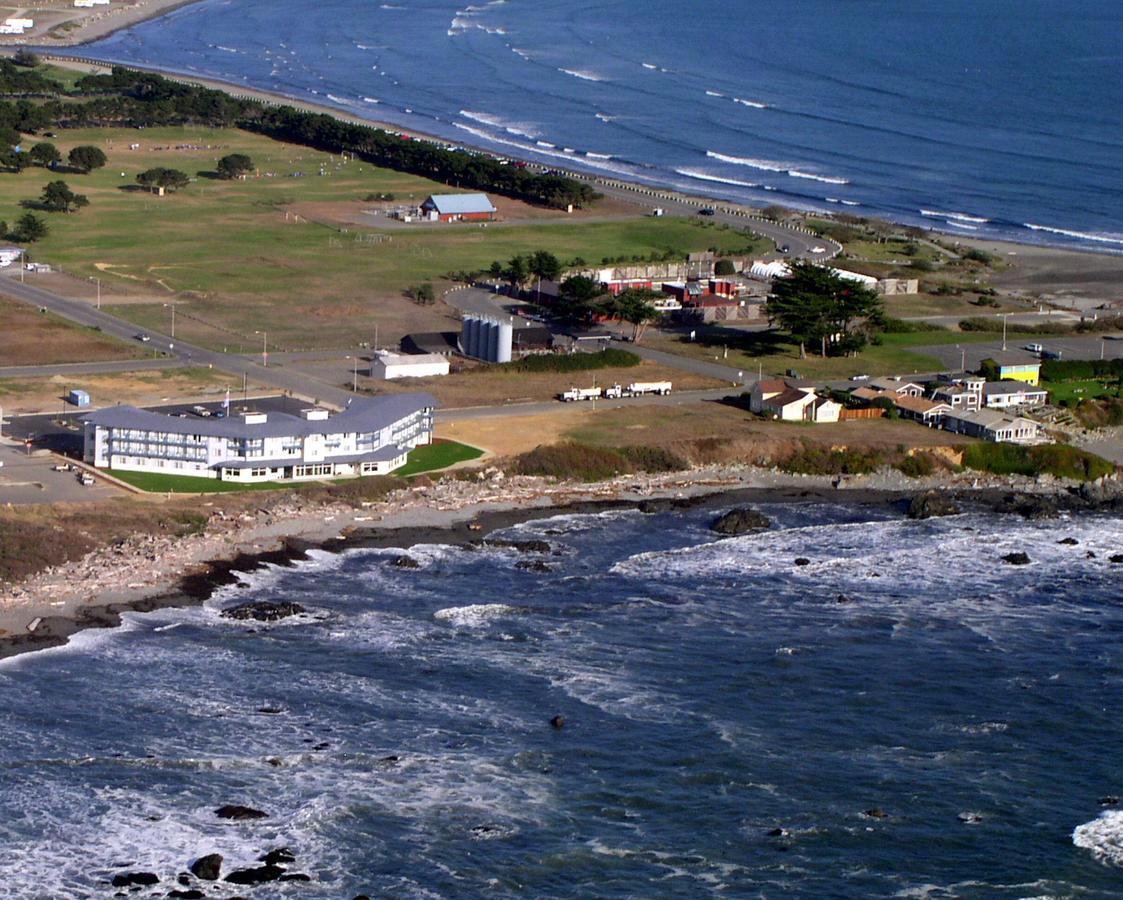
[1024,343,1044,354]
[810,245,827,253]
[850,374,871,382]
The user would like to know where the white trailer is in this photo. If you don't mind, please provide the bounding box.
[559,386,603,402]
[624,381,672,396]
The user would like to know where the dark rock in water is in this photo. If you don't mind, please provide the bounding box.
[907,490,960,520]
[380,755,400,765]
[169,890,205,899]
[766,827,787,837]
[836,594,852,604]
[260,848,296,866]
[1058,537,1079,545]
[190,853,223,880]
[863,808,889,819]
[280,873,312,882]
[670,494,709,510]
[1110,554,1123,564]
[711,507,771,535]
[257,706,283,714]
[266,757,283,767]
[994,493,1058,520]
[220,601,305,622]
[1087,551,1097,559]
[638,499,670,514]
[110,872,158,887]
[177,873,191,886]
[214,804,268,821]
[516,559,553,573]
[1002,552,1032,566]
[225,864,286,885]
[794,558,811,567]
[957,811,983,824]
[354,895,373,900]
[550,715,565,729]
[1099,796,1120,807]
[485,538,551,554]
[391,555,420,569]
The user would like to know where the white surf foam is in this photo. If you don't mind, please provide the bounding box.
[705,90,724,98]
[675,167,759,189]
[641,62,657,70]
[706,150,848,184]
[1074,810,1123,865]
[458,109,539,139]
[434,603,522,627]
[1024,222,1123,246]
[920,209,989,224]
[559,67,604,82]
[732,97,767,109]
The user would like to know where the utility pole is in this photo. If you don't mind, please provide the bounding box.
[96,277,101,310]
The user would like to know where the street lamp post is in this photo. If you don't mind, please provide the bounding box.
[998,313,1009,352]
[96,277,100,310]
[255,330,267,367]
[163,302,176,338]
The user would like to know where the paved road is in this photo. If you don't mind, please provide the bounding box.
[590,180,840,261]
[0,358,178,379]
[0,441,120,504]
[0,279,356,408]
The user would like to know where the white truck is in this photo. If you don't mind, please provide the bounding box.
[559,386,603,402]
[602,384,623,399]
[624,381,672,397]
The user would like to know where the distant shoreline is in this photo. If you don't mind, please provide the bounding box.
[17,48,1122,264]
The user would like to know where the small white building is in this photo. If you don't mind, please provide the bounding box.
[983,380,1048,410]
[370,351,450,380]
[0,246,24,267]
[942,408,1042,444]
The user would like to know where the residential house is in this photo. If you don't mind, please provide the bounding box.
[932,376,984,413]
[983,380,1048,410]
[894,395,952,427]
[942,408,1042,444]
[868,377,924,397]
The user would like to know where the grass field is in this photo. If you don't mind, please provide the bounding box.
[109,469,291,493]
[395,439,484,476]
[0,125,765,353]
[1042,379,1119,404]
[0,295,143,366]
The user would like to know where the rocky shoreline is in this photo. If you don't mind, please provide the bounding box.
[3,464,1122,663]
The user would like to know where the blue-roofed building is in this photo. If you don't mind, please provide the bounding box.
[82,394,436,483]
[421,193,496,222]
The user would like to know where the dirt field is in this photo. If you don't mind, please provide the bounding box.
[0,294,143,366]
[371,360,721,408]
[0,366,270,414]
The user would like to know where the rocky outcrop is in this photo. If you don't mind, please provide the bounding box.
[220,601,305,622]
[214,804,268,821]
[993,493,1058,520]
[225,864,286,885]
[391,555,420,569]
[169,890,205,899]
[484,538,552,554]
[1001,552,1032,566]
[710,507,771,535]
[516,560,553,573]
[189,854,223,880]
[794,558,811,567]
[110,872,158,887]
[906,490,960,520]
[1058,537,1079,545]
[260,848,296,866]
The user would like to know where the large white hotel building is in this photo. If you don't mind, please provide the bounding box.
[82,393,436,483]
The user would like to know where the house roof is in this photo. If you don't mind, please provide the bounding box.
[851,386,891,401]
[423,193,496,215]
[755,378,791,394]
[983,380,1047,397]
[84,393,436,439]
[894,395,950,415]
[869,377,923,392]
[374,352,449,368]
[765,388,816,409]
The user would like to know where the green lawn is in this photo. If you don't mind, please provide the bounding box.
[1042,379,1120,404]
[395,439,484,477]
[109,469,294,493]
[2,125,767,352]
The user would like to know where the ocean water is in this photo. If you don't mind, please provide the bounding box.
[75,0,1123,251]
[1,501,1123,897]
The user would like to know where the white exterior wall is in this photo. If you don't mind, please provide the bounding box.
[374,358,450,380]
[85,406,433,483]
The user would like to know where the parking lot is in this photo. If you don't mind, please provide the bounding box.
[0,441,121,505]
[916,335,1123,372]
[2,394,308,457]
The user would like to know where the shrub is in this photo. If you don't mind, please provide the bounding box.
[1073,397,1123,429]
[714,259,736,276]
[511,349,640,374]
[881,317,946,334]
[512,441,686,481]
[777,443,886,476]
[962,442,1114,481]
[896,453,938,478]
[962,247,995,264]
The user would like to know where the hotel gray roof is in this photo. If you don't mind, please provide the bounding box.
[82,393,437,439]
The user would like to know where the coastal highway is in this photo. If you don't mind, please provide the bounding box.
[0,275,356,409]
[0,358,178,379]
[588,179,840,262]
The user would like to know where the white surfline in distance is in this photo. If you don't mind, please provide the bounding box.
[920,209,990,224]
[707,150,849,185]
[1024,222,1123,246]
